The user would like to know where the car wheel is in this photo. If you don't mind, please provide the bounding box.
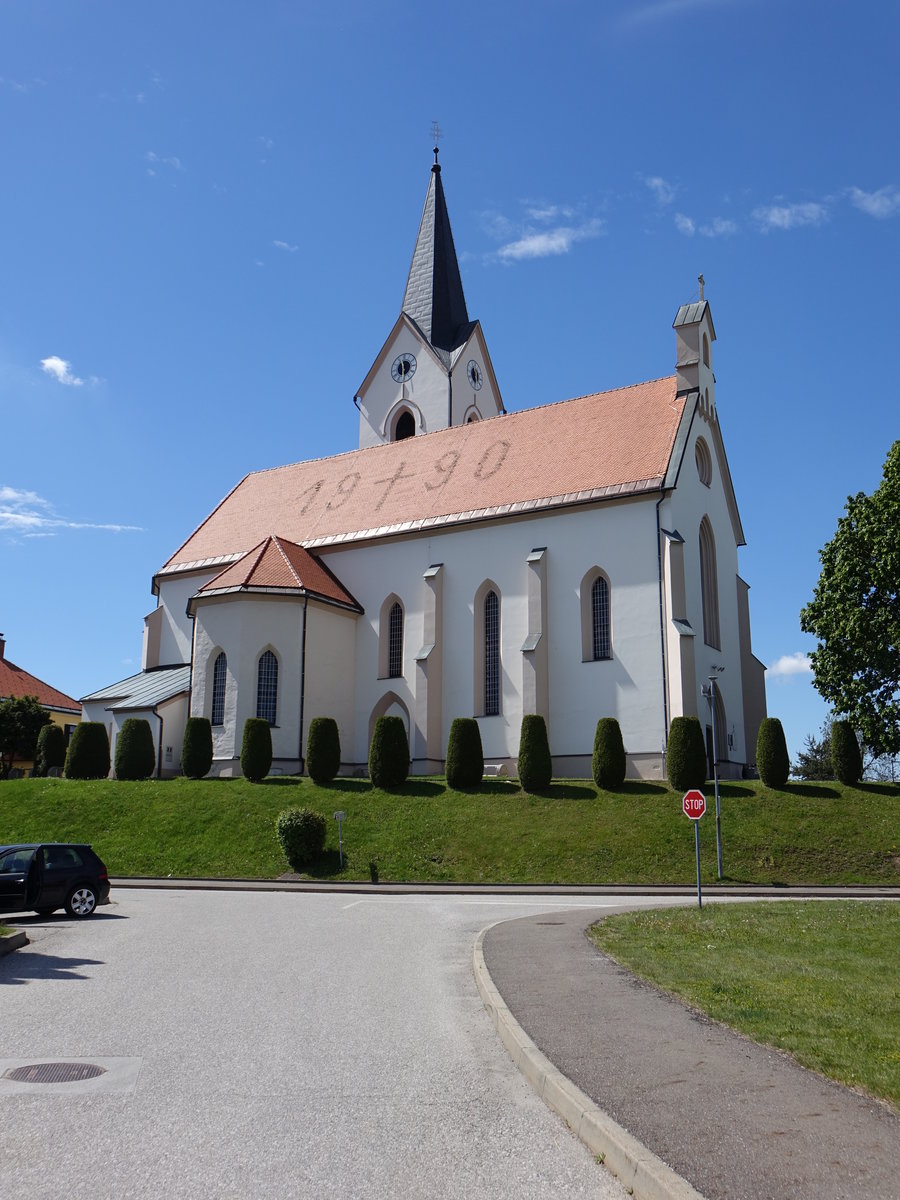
[34,908,58,916]
[65,885,97,918]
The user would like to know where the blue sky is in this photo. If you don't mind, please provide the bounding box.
[1,0,897,762]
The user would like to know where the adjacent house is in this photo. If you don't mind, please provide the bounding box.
[0,633,82,774]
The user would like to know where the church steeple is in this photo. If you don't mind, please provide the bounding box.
[401,153,471,357]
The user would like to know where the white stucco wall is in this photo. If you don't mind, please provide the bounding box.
[358,325,452,448]
[155,569,220,666]
[303,603,358,766]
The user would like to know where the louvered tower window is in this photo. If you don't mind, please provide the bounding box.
[591,577,611,660]
[256,650,278,726]
[211,653,227,726]
[484,590,500,716]
[388,602,403,678]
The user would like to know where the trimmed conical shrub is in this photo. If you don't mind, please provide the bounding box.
[517,714,552,793]
[34,722,66,777]
[64,722,111,780]
[182,716,213,779]
[592,717,627,790]
[368,716,409,789]
[276,807,327,870]
[756,717,790,788]
[241,717,273,782]
[831,720,862,785]
[114,717,156,780]
[446,717,484,789]
[307,717,341,784]
[666,716,707,792]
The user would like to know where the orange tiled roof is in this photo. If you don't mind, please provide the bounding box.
[198,535,362,609]
[0,657,81,713]
[164,377,685,571]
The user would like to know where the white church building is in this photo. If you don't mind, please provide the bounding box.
[83,154,767,781]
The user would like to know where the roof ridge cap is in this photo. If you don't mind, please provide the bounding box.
[271,535,306,588]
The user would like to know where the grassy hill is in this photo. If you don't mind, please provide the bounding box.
[1,775,898,886]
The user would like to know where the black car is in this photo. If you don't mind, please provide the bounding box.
[0,843,110,918]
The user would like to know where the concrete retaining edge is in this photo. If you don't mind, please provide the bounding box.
[0,931,28,957]
[473,923,706,1200]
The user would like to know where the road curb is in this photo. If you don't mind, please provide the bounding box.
[473,924,706,1200]
[0,931,28,957]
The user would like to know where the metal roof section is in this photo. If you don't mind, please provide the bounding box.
[402,163,470,358]
[673,299,717,341]
[81,665,190,709]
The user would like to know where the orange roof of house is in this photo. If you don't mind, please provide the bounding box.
[0,656,81,713]
[197,535,361,609]
[163,376,686,572]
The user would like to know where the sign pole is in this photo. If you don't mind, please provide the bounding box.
[334,811,346,868]
[695,820,702,909]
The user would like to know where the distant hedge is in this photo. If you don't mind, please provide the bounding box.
[241,718,272,783]
[182,717,213,779]
[518,714,552,794]
[114,717,156,781]
[307,717,341,785]
[592,718,626,790]
[756,717,789,789]
[831,720,863,785]
[368,716,409,789]
[446,717,484,789]
[64,722,111,781]
[666,717,706,792]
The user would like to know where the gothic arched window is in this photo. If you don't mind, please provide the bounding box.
[483,589,500,716]
[591,576,611,661]
[256,650,278,726]
[388,601,403,678]
[699,518,720,650]
[211,652,227,727]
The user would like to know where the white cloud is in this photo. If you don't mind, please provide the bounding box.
[674,213,695,236]
[41,356,83,387]
[0,485,142,537]
[145,150,184,172]
[644,175,676,205]
[849,185,900,219]
[496,218,604,263]
[273,240,299,253]
[524,204,575,222]
[752,202,827,232]
[623,0,739,28]
[258,136,274,151]
[699,217,738,237]
[766,652,813,679]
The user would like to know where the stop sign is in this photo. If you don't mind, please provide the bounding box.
[683,789,706,819]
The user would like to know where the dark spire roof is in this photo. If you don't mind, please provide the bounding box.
[402,162,471,357]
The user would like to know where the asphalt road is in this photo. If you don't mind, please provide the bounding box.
[0,889,667,1200]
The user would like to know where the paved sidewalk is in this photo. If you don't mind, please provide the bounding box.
[482,906,900,1200]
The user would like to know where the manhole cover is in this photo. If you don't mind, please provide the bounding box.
[3,1062,107,1084]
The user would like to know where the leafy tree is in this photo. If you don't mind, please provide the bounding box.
[114,717,156,780]
[182,717,213,779]
[792,722,833,780]
[34,721,68,777]
[0,695,50,778]
[368,716,409,789]
[517,714,552,793]
[64,721,111,780]
[801,441,900,758]
[306,717,341,785]
[445,717,484,789]
[756,717,790,789]
[592,717,626,790]
[241,717,272,782]
[666,716,707,792]
[831,720,863,786]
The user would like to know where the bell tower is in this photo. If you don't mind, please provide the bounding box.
[355,144,504,449]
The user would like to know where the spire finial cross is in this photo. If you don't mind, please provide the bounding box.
[431,121,443,165]
[698,273,705,301]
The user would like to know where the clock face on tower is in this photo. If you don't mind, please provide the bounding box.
[467,359,483,391]
[391,353,417,383]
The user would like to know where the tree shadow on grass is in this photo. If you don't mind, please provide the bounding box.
[619,780,671,797]
[718,784,756,798]
[543,782,597,800]
[325,778,374,795]
[304,850,346,878]
[261,777,304,786]
[856,781,900,796]
[391,780,445,798]
[783,782,841,799]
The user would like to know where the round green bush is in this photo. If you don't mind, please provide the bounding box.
[241,717,273,782]
[34,722,67,777]
[64,722,111,780]
[276,807,327,870]
[307,717,341,784]
[756,717,790,788]
[666,716,707,792]
[114,717,156,780]
[368,715,409,789]
[446,717,484,789]
[182,716,213,779]
[831,720,862,785]
[517,713,552,793]
[592,717,626,790]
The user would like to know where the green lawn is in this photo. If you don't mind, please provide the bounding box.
[591,900,900,1109]
[0,775,898,885]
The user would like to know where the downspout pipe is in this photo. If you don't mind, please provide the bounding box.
[154,708,164,779]
[298,594,309,774]
[656,492,670,773]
